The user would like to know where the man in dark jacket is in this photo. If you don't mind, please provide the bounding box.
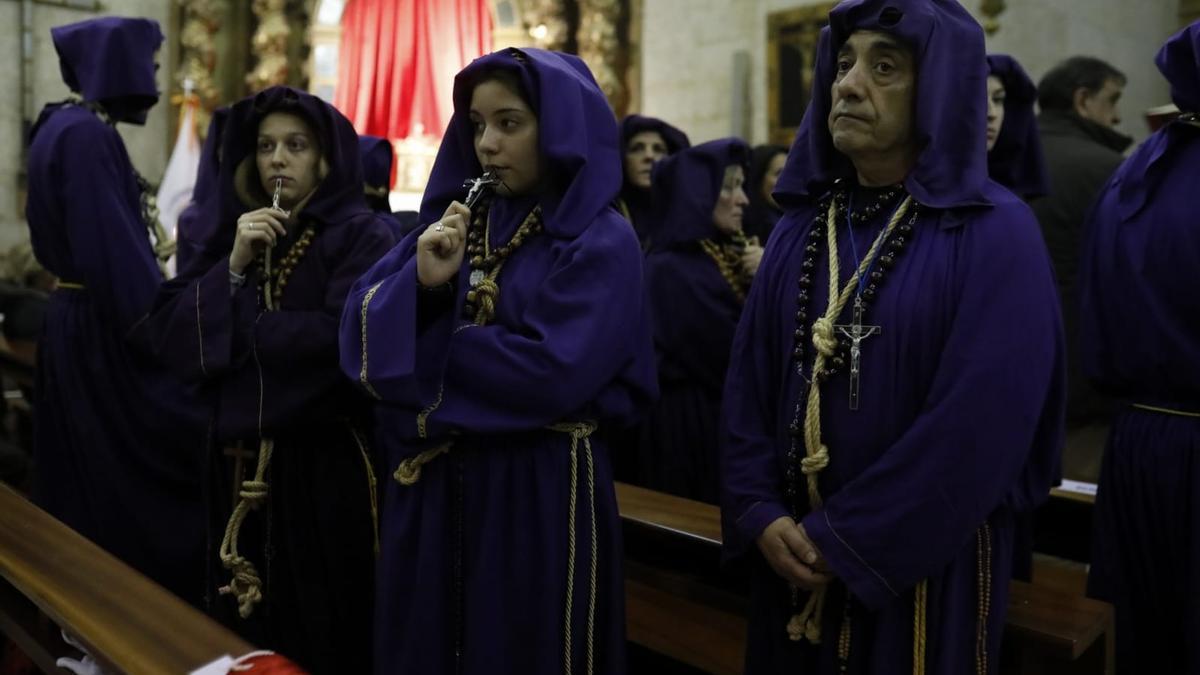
[1032,56,1131,477]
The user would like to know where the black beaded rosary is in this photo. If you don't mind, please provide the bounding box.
[783,185,919,528]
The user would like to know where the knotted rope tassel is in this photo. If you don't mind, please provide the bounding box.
[788,197,913,644]
[219,438,275,618]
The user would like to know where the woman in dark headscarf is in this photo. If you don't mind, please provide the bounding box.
[138,86,396,673]
[743,144,789,242]
[617,114,690,245]
[637,138,750,504]
[986,54,1050,200]
[340,48,657,674]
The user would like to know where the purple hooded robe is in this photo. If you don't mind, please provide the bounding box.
[637,138,750,504]
[1081,20,1200,675]
[339,48,657,674]
[719,2,1065,673]
[136,86,397,674]
[25,16,208,605]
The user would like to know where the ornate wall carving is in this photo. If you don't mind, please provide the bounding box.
[523,0,569,50]
[577,0,626,114]
[176,0,222,134]
[247,0,291,92]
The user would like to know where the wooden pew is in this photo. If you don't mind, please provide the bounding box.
[0,482,253,674]
[616,482,1114,675]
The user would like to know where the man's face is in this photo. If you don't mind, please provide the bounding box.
[827,31,918,166]
[1075,77,1123,128]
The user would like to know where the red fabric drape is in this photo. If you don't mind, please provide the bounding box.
[335,0,492,142]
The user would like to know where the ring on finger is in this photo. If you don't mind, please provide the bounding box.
[434,223,446,232]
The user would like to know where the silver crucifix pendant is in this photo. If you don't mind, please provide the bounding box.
[835,296,881,410]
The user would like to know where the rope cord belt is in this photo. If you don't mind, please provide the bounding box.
[1132,403,1200,418]
[393,421,600,674]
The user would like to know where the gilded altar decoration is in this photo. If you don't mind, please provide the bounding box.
[176,0,221,134]
[577,0,626,114]
[247,0,291,92]
[980,0,1006,36]
[523,0,568,51]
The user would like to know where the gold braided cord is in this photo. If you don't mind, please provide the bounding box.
[393,444,452,486]
[1131,403,1200,418]
[386,420,600,672]
[348,424,381,557]
[417,385,445,439]
[699,239,748,303]
[547,421,599,675]
[789,196,913,644]
[218,438,274,618]
[913,580,928,675]
[358,282,384,400]
[585,436,598,675]
[564,434,579,675]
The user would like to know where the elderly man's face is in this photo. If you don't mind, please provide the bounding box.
[827,30,917,166]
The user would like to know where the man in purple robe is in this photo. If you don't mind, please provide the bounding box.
[339,48,657,674]
[137,87,396,673]
[719,2,1065,673]
[24,17,207,605]
[1080,20,1200,674]
[638,138,751,504]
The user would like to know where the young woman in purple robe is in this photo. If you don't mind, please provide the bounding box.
[25,17,207,605]
[636,138,752,504]
[1081,21,1200,674]
[339,48,657,674]
[985,54,1050,201]
[617,114,690,245]
[137,86,396,673]
[719,1,1065,673]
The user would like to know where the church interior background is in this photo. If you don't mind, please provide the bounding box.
[0,0,1193,239]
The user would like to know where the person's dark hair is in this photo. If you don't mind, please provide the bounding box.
[466,67,535,113]
[1037,56,1126,112]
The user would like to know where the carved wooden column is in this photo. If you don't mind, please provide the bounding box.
[577,0,626,114]
[176,0,222,134]
[247,0,291,91]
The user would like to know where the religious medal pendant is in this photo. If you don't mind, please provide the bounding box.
[271,178,291,217]
[469,269,485,288]
[462,170,501,209]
